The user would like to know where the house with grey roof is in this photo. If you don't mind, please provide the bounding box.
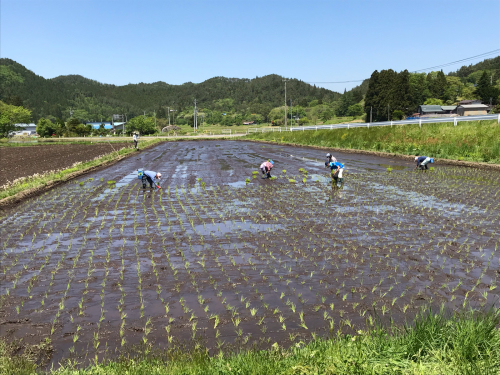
[457,104,488,116]
[458,99,482,106]
[441,105,457,114]
[417,105,444,116]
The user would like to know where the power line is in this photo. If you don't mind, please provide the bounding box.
[412,49,500,73]
[306,49,500,84]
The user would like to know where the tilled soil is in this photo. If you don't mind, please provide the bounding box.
[0,143,130,183]
[1,140,499,369]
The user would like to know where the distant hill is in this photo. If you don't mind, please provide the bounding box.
[448,55,500,78]
[0,58,340,122]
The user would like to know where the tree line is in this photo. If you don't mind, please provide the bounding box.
[364,56,500,122]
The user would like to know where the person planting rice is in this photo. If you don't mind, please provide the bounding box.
[325,153,337,166]
[329,160,344,187]
[142,170,161,189]
[260,159,274,179]
[415,155,433,170]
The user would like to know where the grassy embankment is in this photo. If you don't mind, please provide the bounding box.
[180,117,363,135]
[245,120,500,164]
[0,138,163,201]
[2,307,499,375]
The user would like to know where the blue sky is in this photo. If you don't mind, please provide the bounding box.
[2,0,499,92]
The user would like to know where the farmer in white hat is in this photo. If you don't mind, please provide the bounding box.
[325,153,337,167]
[415,156,432,170]
[142,171,161,189]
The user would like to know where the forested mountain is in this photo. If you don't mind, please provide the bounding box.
[1,55,498,126]
[0,58,339,123]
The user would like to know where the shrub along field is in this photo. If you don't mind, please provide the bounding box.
[1,141,499,374]
[245,120,500,164]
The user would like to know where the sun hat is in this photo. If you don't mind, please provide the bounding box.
[269,159,274,164]
[157,172,162,178]
[326,153,331,158]
[414,157,418,161]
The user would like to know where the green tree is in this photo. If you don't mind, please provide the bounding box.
[125,116,156,135]
[392,110,404,120]
[36,117,59,137]
[364,70,380,122]
[423,98,444,105]
[71,109,90,123]
[475,71,499,105]
[346,103,363,117]
[0,101,31,137]
[392,70,411,116]
[66,118,82,135]
[320,109,333,122]
[427,70,448,99]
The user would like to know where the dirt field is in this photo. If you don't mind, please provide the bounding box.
[0,143,130,183]
[1,140,499,369]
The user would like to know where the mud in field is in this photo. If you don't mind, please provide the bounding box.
[1,140,499,369]
[0,143,130,183]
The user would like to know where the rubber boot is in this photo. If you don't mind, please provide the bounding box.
[267,172,272,178]
[142,179,147,189]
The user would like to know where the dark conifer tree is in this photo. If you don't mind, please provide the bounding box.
[475,71,498,104]
[393,70,411,116]
[364,70,380,122]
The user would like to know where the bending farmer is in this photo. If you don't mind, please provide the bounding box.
[260,160,274,178]
[415,156,432,170]
[142,170,161,189]
[329,161,345,187]
[325,153,337,166]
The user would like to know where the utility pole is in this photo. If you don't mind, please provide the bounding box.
[167,107,170,126]
[370,106,372,123]
[154,111,157,133]
[283,80,288,130]
[290,99,293,128]
[387,105,390,121]
[172,102,175,126]
[194,99,197,131]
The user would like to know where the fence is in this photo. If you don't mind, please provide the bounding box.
[244,114,499,134]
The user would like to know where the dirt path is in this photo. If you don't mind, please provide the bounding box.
[1,141,499,369]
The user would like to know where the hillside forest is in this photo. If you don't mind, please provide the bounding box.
[0,56,499,136]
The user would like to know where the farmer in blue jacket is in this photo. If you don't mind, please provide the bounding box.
[415,156,432,170]
[142,170,161,189]
[329,161,345,187]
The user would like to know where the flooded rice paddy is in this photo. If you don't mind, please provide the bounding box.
[1,140,499,367]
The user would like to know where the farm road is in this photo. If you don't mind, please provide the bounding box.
[1,140,499,369]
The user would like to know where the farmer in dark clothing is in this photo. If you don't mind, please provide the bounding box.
[142,171,161,189]
[415,156,431,170]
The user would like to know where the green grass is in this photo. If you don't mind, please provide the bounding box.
[0,139,163,201]
[245,120,500,164]
[2,307,499,375]
[0,138,133,147]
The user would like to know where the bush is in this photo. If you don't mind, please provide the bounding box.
[392,110,405,120]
